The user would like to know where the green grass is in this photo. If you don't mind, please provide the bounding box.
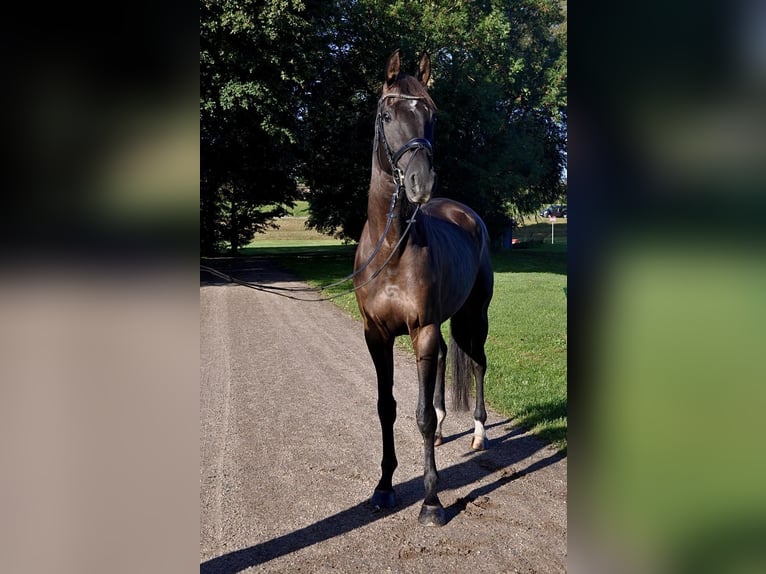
[485,246,567,450]
[287,200,311,217]
[243,227,567,451]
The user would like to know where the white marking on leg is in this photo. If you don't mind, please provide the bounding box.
[435,407,446,437]
[474,419,487,443]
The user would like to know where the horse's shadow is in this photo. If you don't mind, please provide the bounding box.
[200,420,565,574]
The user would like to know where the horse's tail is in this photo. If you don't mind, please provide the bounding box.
[449,333,472,412]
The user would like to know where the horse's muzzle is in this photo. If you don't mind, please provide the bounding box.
[405,167,436,204]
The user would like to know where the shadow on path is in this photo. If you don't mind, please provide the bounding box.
[200,421,565,573]
[200,256,297,287]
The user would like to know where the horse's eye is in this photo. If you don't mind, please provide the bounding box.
[382,112,392,123]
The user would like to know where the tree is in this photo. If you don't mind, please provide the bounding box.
[200,0,567,249]
[299,0,567,242]
[200,0,319,254]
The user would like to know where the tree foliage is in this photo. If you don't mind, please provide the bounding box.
[201,0,566,253]
[201,0,320,254]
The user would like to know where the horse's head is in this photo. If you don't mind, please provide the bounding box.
[376,49,437,205]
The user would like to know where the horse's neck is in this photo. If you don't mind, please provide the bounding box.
[366,165,406,244]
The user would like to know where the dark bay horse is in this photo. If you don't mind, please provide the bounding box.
[353,50,494,526]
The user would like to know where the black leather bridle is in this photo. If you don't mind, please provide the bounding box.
[374,93,435,193]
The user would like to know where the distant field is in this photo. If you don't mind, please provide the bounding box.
[249,208,568,247]
[513,216,568,245]
[287,200,311,217]
[249,214,344,245]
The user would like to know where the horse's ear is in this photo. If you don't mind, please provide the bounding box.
[385,49,401,88]
[417,51,431,87]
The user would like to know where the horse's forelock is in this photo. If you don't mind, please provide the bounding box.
[387,75,437,110]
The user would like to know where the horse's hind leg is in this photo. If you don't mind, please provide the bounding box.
[433,331,447,447]
[471,291,493,450]
[364,326,398,509]
[452,291,492,451]
[470,345,488,451]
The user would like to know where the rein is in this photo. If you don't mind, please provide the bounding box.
[199,94,433,302]
[199,193,419,302]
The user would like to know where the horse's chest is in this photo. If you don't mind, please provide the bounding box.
[368,284,413,314]
[362,283,434,332]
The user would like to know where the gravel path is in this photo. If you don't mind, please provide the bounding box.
[200,259,566,573]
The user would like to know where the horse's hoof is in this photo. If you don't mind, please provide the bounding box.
[434,434,443,447]
[471,436,487,451]
[371,489,397,509]
[418,504,446,527]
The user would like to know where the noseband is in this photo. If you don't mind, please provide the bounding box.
[375,93,434,193]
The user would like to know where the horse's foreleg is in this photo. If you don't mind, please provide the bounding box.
[433,331,447,447]
[365,327,398,509]
[412,324,446,526]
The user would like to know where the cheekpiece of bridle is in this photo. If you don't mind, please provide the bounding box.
[375,93,434,196]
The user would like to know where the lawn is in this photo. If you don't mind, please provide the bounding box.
[242,217,567,451]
